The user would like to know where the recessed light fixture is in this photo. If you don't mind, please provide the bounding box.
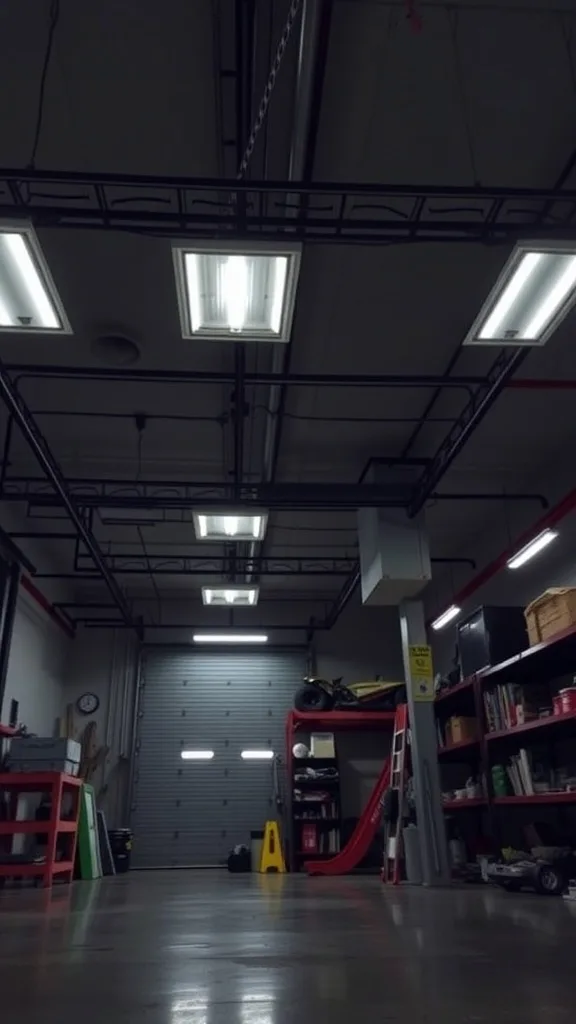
[181,750,215,760]
[507,529,558,569]
[431,605,461,631]
[202,586,259,607]
[240,750,274,760]
[193,511,268,542]
[192,634,268,644]
[0,222,71,333]
[463,242,576,347]
[172,240,301,342]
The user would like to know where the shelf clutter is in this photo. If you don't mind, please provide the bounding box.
[436,592,576,884]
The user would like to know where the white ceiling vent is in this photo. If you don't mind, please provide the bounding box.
[464,242,576,347]
[172,240,301,343]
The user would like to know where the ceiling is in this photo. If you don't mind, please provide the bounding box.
[2,0,576,637]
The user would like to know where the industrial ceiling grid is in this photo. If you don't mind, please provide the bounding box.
[1,1,576,639]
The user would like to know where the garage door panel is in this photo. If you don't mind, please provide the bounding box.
[131,649,303,866]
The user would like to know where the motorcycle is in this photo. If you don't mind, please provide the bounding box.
[294,676,406,713]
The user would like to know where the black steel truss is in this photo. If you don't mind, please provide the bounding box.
[409,347,529,517]
[0,476,547,512]
[0,357,138,633]
[2,168,576,243]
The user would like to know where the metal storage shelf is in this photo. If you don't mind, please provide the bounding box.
[0,772,81,887]
[290,710,396,731]
[435,678,475,703]
[443,798,487,810]
[486,709,576,741]
[479,621,576,685]
[0,861,74,878]
[437,622,576,829]
[0,819,77,835]
[438,738,480,758]
[493,793,576,805]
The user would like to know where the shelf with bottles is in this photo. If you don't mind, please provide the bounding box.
[490,740,576,802]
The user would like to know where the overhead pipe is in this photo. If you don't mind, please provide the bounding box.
[6,364,485,389]
[250,0,332,583]
[0,356,137,634]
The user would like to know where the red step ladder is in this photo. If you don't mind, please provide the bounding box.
[382,703,409,885]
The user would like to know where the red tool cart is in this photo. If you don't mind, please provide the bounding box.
[0,771,82,888]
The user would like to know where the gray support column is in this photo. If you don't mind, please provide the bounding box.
[400,599,451,886]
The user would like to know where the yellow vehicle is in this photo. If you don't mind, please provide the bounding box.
[294,676,406,713]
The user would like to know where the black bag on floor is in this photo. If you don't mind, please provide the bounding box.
[227,844,251,872]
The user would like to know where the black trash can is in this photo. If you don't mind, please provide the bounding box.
[108,828,133,873]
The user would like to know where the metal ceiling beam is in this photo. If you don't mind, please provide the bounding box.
[6,365,484,388]
[2,168,576,242]
[0,478,548,511]
[408,347,529,517]
[0,358,138,633]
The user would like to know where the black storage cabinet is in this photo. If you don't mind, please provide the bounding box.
[457,605,528,678]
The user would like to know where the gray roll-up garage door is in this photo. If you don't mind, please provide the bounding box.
[131,647,304,867]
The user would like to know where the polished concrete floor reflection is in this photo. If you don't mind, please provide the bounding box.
[0,871,575,1023]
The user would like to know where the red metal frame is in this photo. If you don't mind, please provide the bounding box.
[0,772,82,888]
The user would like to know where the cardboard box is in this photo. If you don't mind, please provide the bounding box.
[524,588,576,646]
[449,716,477,745]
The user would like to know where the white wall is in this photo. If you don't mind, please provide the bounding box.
[63,627,139,827]
[314,601,405,682]
[2,588,70,735]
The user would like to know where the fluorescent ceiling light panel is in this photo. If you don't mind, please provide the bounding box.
[241,750,274,760]
[463,242,576,347]
[181,750,214,760]
[507,529,558,569]
[0,223,71,334]
[193,634,269,644]
[202,586,259,607]
[193,511,268,542]
[431,605,461,631]
[172,240,301,342]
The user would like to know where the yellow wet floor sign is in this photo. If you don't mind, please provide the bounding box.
[259,821,286,873]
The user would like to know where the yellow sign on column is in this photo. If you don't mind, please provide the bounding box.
[408,644,434,701]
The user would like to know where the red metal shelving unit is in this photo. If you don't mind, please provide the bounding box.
[286,709,395,873]
[435,677,475,703]
[436,623,576,847]
[493,793,576,805]
[443,798,487,810]
[0,772,82,888]
[486,709,576,741]
[289,709,396,732]
[438,737,480,758]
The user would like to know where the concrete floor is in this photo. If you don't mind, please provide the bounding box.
[0,872,575,1023]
